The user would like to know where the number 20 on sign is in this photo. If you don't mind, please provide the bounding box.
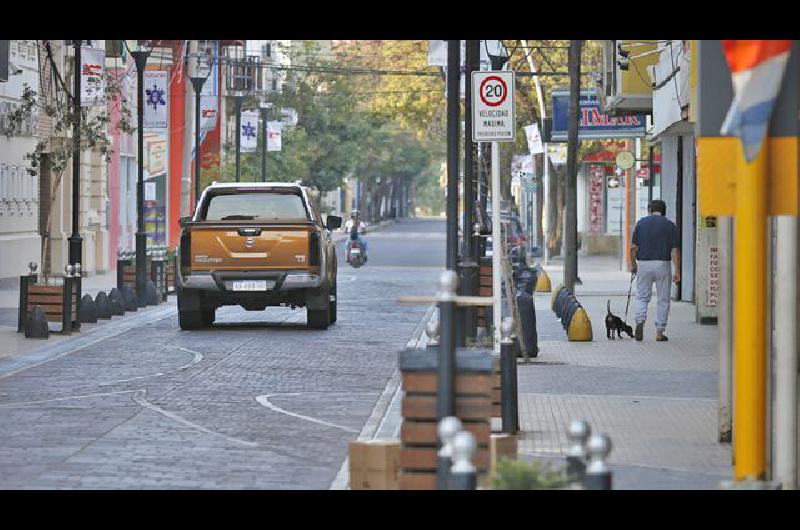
[472,70,515,142]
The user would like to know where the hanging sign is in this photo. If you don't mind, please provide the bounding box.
[200,95,218,132]
[472,71,515,142]
[240,110,259,153]
[143,71,168,129]
[267,120,282,152]
[524,123,544,154]
[551,91,646,141]
[81,46,106,107]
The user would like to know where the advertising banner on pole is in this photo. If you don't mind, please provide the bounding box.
[81,46,106,107]
[200,95,218,132]
[524,123,544,154]
[240,110,259,153]
[267,120,282,152]
[143,70,168,129]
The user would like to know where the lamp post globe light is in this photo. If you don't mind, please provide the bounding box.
[130,41,153,307]
[188,41,213,214]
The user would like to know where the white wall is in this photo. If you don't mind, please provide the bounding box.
[0,40,41,278]
[681,134,696,302]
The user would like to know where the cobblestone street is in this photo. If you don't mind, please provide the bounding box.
[0,219,444,489]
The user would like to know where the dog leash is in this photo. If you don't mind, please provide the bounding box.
[624,271,635,323]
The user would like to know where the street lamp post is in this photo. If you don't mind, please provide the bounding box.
[68,41,82,269]
[189,75,206,211]
[131,46,151,307]
[259,101,272,182]
[233,92,244,182]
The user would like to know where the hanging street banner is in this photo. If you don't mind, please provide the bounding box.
[267,120,282,152]
[524,123,544,154]
[240,110,259,153]
[143,71,168,129]
[200,95,218,132]
[472,70,515,142]
[550,91,646,141]
[81,46,106,107]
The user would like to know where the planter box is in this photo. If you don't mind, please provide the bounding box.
[18,274,81,335]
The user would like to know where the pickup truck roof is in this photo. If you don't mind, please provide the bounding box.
[205,182,304,190]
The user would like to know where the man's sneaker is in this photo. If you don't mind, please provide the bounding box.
[656,332,668,342]
[634,322,644,342]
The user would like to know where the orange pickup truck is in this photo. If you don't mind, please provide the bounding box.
[176,182,342,330]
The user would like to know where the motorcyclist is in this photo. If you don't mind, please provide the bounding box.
[343,210,368,262]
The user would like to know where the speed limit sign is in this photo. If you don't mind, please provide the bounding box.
[472,70,515,142]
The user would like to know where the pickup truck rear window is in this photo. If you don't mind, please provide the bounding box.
[203,192,309,221]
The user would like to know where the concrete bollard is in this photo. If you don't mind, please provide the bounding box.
[145,280,159,306]
[79,294,97,324]
[94,291,112,320]
[566,420,591,482]
[121,286,138,312]
[437,416,462,490]
[108,288,125,316]
[500,317,518,434]
[450,430,478,490]
[584,433,613,490]
[25,305,50,339]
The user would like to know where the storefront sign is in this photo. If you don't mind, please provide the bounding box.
[589,165,605,234]
[551,91,646,141]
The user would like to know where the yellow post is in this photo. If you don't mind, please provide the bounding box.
[734,143,769,480]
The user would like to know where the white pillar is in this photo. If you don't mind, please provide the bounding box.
[774,215,798,488]
[491,142,502,353]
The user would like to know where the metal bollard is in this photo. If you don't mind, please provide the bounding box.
[450,430,478,490]
[566,420,591,482]
[584,433,613,490]
[500,317,518,434]
[437,416,462,490]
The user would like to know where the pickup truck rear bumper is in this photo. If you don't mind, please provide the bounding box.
[178,270,321,291]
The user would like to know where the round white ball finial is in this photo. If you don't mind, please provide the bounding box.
[567,420,591,443]
[74,263,82,276]
[438,416,462,444]
[451,431,477,473]
[586,433,612,461]
[439,270,458,294]
[64,264,74,277]
[29,262,38,273]
[473,221,482,235]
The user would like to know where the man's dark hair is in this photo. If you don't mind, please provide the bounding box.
[649,200,667,215]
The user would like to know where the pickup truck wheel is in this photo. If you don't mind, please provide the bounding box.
[179,309,203,330]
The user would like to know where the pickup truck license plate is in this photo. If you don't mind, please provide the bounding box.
[350,248,361,255]
[231,280,270,291]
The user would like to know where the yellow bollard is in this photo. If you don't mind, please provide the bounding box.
[734,145,768,481]
[567,307,593,341]
[551,283,563,312]
[535,269,552,292]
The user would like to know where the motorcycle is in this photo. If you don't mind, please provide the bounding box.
[346,231,367,268]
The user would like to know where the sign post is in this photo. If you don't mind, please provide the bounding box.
[472,71,515,352]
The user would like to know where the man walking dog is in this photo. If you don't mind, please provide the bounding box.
[630,200,681,342]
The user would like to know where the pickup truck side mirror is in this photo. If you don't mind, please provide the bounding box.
[179,216,191,228]
[326,215,342,230]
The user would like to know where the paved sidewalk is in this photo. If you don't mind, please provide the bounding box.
[517,253,731,489]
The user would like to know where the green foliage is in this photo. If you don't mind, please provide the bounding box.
[491,458,572,490]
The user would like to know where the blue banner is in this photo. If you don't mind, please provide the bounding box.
[551,91,646,141]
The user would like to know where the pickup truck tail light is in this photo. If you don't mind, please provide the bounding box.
[309,230,321,266]
[180,231,191,272]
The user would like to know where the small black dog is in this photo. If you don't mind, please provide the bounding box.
[605,300,633,340]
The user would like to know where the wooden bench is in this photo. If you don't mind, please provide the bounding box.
[18,275,81,335]
[398,348,494,490]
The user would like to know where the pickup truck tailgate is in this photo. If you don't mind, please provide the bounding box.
[189,224,314,271]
